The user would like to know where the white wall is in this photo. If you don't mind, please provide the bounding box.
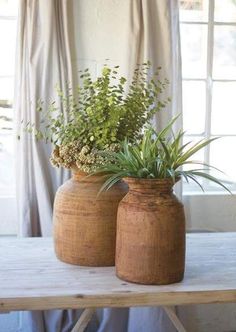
[70,0,137,80]
[72,0,130,61]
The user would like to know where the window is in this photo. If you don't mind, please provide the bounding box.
[179,0,236,193]
[0,0,18,235]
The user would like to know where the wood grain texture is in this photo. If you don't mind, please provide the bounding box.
[53,171,128,266]
[163,306,187,332]
[116,177,185,285]
[0,233,236,312]
[71,308,95,332]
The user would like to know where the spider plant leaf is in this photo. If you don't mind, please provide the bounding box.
[166,168,176,182]
[159,138,172,164]
[98,171,129,194]
[131,146,146,167]
[177,140,192,154]
[156,114,180,140]
[180,160,226,174]
[177,137,219,165]
[90,120,230,194]
[171,130,184,152]
[189,170,232,194]
[175,170,189,183]
[184,173,205,192]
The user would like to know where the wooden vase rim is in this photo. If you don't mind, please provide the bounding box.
[123,176,179,184]
[123,176,180,193]
[71,168,107,183]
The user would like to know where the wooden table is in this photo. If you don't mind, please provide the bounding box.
[0,233,236,332]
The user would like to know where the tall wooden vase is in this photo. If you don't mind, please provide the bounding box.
[116,177,185,285]
[53,170,128,266]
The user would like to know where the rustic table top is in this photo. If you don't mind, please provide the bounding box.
[0,233,236,312]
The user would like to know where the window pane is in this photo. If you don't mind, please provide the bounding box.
[0,133,15,196]
[0,107,13,130]
[0,1,17,232]
[210,137,236,183]
[183,135,205,191]
[0,77,14,101]
[179,0,209,22]
[215,0,236,22]
[0,0,18,16]
[183,81,205,134]
[0,19,17,76]
[180,24,207,78]
[213,26,236,79]
[183,135,205,167]
[212,82,236,135]
[0,106,14,197]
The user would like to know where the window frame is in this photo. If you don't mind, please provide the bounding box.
[180,0,236,193]
[179,0,236,232]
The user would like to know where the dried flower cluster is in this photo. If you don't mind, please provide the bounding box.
[50,142,120,173]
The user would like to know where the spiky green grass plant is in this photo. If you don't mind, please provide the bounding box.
[93,116,230,193]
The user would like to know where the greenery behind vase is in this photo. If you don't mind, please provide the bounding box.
[25,62,170,173]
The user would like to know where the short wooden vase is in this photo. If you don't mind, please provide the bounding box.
[53,170,128,266]
[116,177,186,285]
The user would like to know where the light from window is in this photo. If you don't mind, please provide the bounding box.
[179,0,236,192]
[0,0,17,198]
[0,0,17,235]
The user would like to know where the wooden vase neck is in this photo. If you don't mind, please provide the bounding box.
[123,177,176,195]
[72,169,105,183]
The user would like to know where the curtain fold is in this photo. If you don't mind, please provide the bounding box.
[15,0,73,238]
[14,1,85,331]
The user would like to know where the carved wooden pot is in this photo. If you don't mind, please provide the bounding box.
[53,171,128,266]
[116,177,186,285]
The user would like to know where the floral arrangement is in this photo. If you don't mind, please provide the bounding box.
[28,62,169,173]
[91,116,230,193]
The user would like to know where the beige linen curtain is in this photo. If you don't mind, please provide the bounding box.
[15,1,87,331]
[15,0,73,237]
[123,0,182,131]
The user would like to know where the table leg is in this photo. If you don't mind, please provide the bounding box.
[163,306,187,332]
[71,308,96,332]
